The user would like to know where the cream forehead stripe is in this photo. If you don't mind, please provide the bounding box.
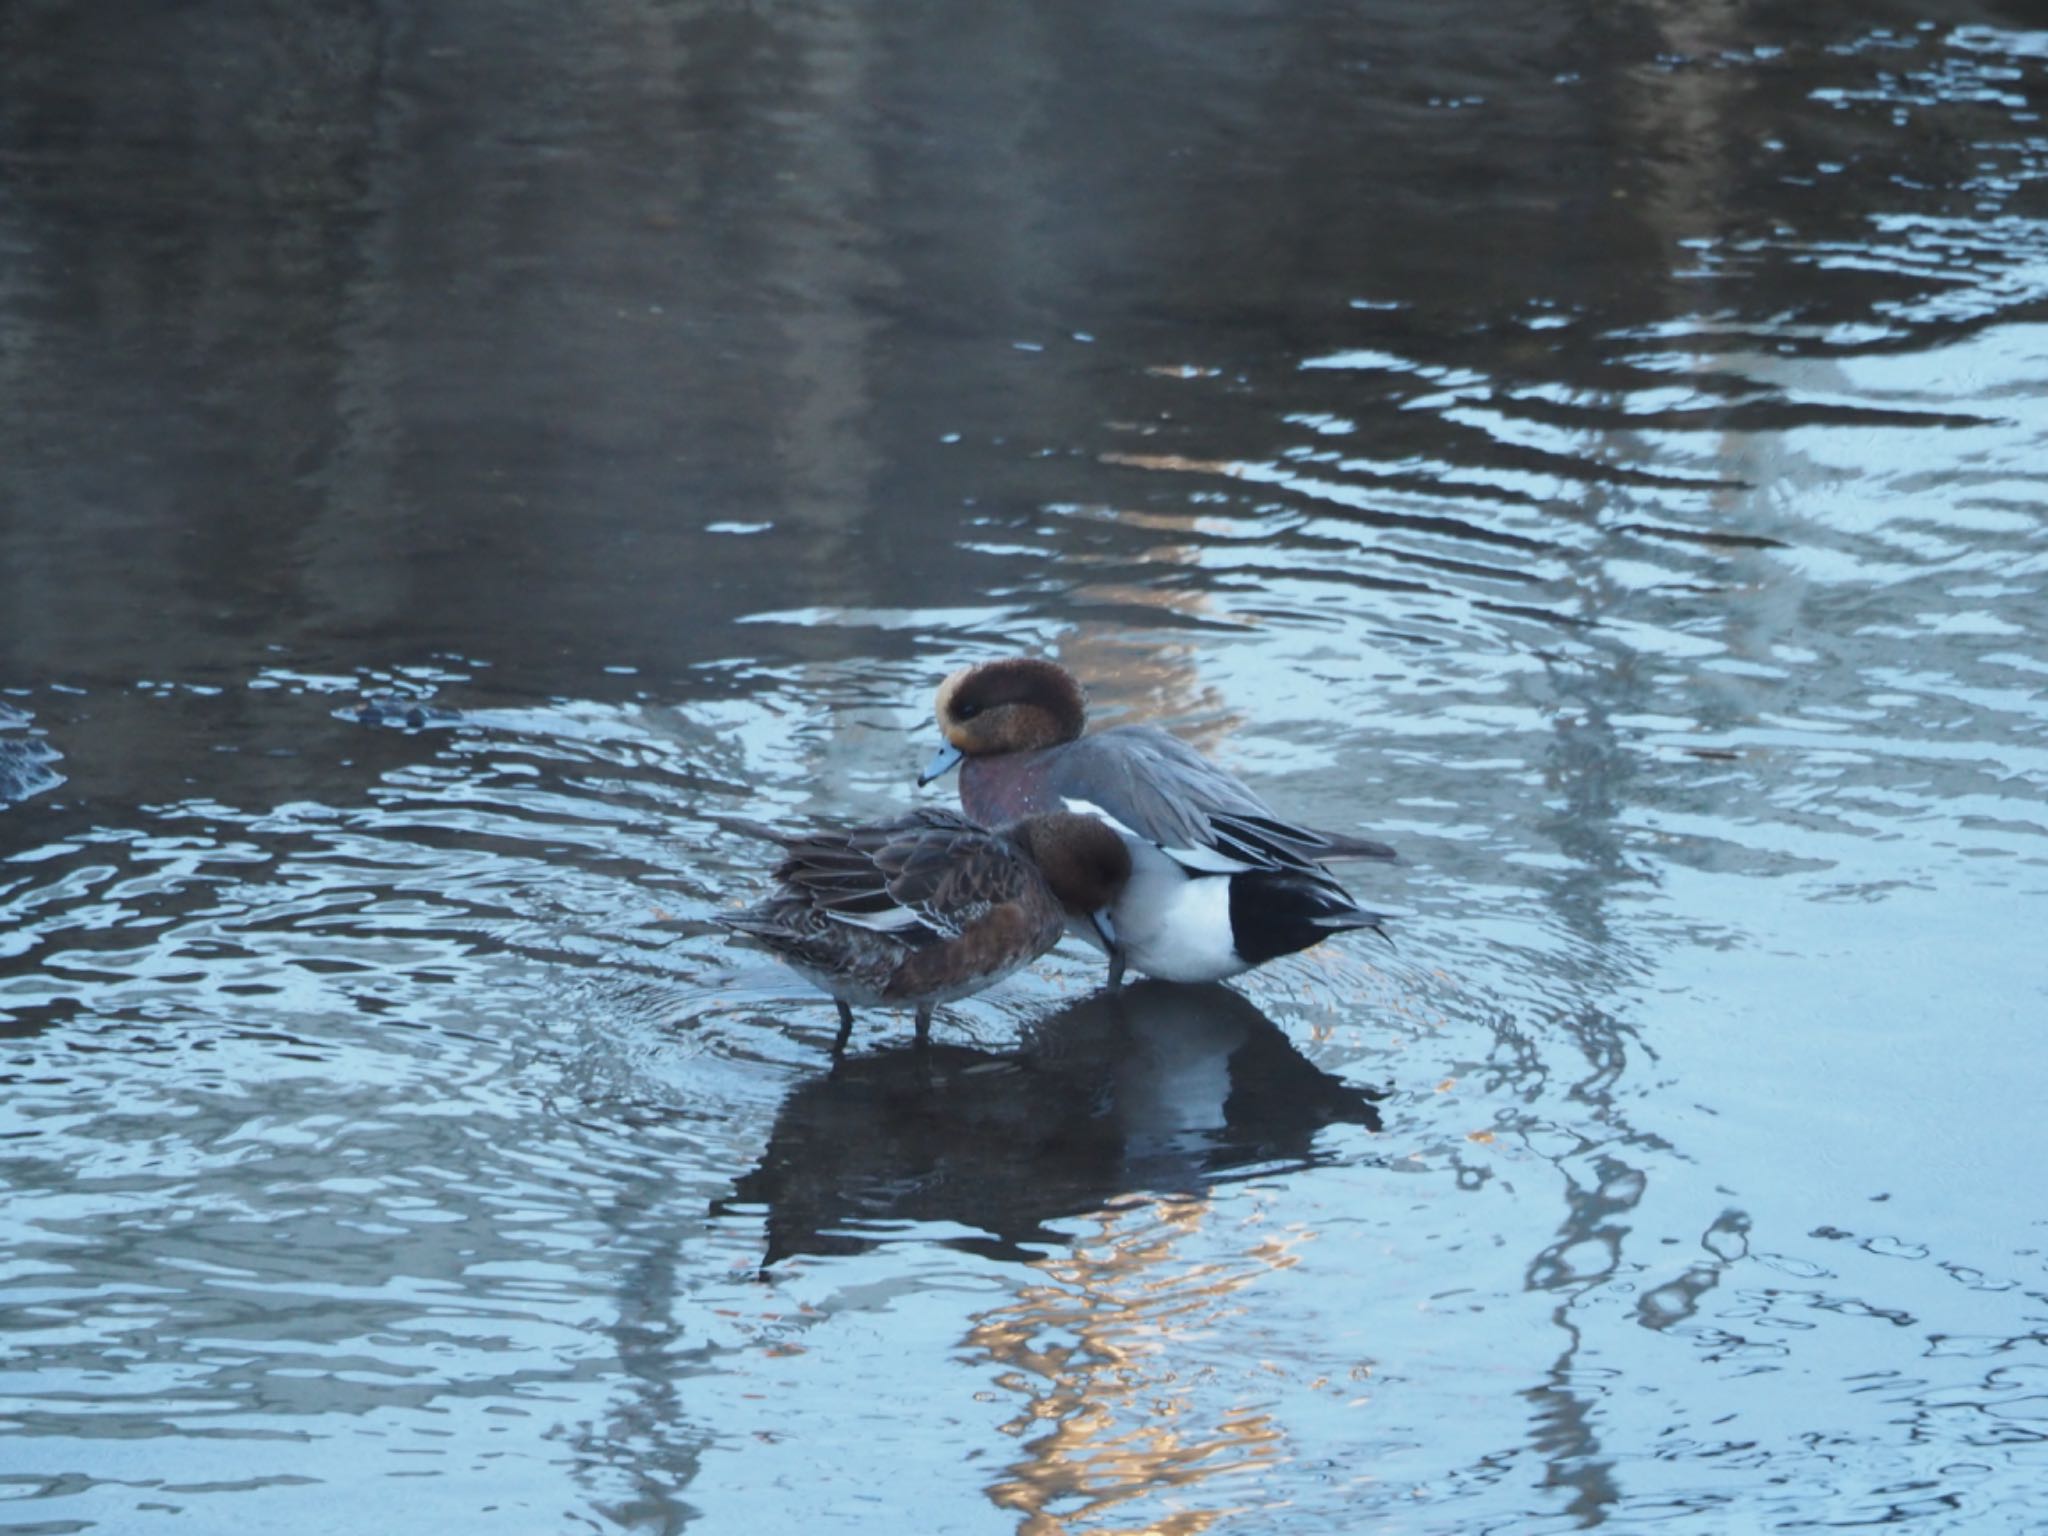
[933,666,981,749]
[934,666,974,720]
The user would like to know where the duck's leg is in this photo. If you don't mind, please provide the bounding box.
[831,1000,855,1060]
[1105,946,1128,991]
[913,1001,934,1047]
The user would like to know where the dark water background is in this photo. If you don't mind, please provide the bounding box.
[4,3,2047,1531]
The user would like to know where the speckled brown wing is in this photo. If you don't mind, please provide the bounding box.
[773,808,1025,944]
[876,815,1043,939]
[717,898,906,998]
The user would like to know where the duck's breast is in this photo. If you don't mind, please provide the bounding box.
[959,747,1068,825]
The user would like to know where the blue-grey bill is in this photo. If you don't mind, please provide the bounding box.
[1088,906,1117,950]
[917,740,964,786]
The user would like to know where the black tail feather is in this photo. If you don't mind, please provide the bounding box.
[1207,811,1397,867]
[1228,871,1390,966]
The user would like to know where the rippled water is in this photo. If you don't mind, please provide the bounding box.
[4,5,2047,1532]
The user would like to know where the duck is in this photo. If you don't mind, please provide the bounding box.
[917,657,1393,986]
[718,806,1131,1054]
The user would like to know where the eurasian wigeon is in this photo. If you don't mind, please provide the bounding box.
[719,806,1131,1053]
[918,658,1393,985]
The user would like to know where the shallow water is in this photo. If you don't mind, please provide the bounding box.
[4,4,2048,1532]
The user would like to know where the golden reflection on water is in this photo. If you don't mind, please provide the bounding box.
[966,1193,1307,1535]
[954,507,1351,1530]
[1060,629,1237,758]
[1052,499,1239,756]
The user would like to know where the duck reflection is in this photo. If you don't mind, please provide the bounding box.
[717,981,1383,1269]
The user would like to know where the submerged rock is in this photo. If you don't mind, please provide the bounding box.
[351,696,465,731]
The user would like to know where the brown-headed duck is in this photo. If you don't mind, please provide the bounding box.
[918,657,1392,985]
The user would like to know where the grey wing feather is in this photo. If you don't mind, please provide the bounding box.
[1038,729,1241,848]
[1046,726,1395,871]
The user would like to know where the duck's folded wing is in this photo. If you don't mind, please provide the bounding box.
[777,810,1014,944]
[1207,810,1397,867]
[879,818,1043,937]
[1048,727,1395,873]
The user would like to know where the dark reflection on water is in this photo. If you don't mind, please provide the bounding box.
[4,1,2048,1532]
[718,981,1384,1268]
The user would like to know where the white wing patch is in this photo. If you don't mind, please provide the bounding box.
[1063,795,1253,875]
[1159,842,1255,874]
[1060,798,1142,841]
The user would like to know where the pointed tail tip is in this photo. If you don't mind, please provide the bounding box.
[1311,908,1396,947]
[1323,832,1399,862]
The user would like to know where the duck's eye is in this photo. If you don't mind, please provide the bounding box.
[955,700,982,720]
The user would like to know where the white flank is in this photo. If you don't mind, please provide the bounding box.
[1114,851,1245,983]
[1061,796,1251,981]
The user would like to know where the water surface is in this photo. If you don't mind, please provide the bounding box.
[4,4,2047,1532]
